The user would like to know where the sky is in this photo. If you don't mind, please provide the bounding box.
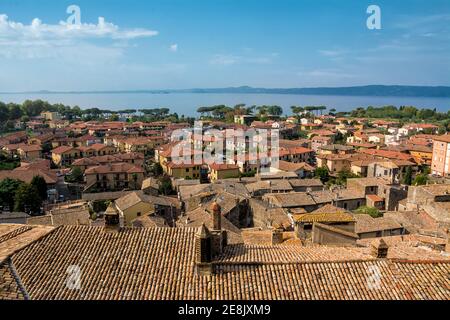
[0,0,449,91]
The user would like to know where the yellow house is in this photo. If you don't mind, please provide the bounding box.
[166,162,201,179]
[41,111,61,121]
[209,163,240,181]
[52,146,82,166]
[114,192,155,226]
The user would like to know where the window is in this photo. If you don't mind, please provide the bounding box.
[137,212,141,217]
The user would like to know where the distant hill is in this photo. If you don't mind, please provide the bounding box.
[181,85,450,97]
[3,85,450,97]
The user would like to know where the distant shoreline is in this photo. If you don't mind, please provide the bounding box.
[2,85,450,98]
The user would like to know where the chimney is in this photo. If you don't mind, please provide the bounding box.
[371,238,389,258]
[209,201,227,257]
[211,201,221,231]
[104,203,122,233]
[445,229,450,253]
[194,224,213,275]
[272,228,284,245]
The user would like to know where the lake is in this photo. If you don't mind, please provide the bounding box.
[1,93,449,116]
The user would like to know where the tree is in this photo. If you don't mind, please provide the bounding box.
[152,163,164,176]
[336,170,358,185]
[14,183,42,214]
[30,175,48,201]
[314,167,330,183]
[402,166,413,185]
[412,174,428,186]
[159,176,173,195]
[0,178,24,210]
[66,167,84,183]
[354,206,383,218]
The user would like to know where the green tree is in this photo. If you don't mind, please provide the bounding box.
[412,174,428,186]
[152,163,164,176]
[0,178,25,210]
[159,176,173,195]
[354,206,383,218]
[402,166,413,185]
[66,167,84,183]
[30,175,48,200]
[314,167,330,183]
[14,183,42,214]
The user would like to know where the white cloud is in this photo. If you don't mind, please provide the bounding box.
[297,69,356,79]
[209,54,240,65]
[169,44,178,52]
[0,14,158,40]
[209,53,275,66]
[0,14,158,59]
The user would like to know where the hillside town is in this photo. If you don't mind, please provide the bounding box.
[0,104,449,300]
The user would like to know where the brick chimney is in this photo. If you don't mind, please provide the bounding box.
[371,238,389,258]
[211,201,221,231]
[209,201,227,257]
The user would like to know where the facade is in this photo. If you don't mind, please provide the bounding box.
[431,135,450,176]
[84,163,145,192]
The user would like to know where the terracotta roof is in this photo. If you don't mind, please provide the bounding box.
[51,146,75,154]
[354,214,403,234]
[0,168,57,184]
[84,163,144,175]
[278,161,314,172]
[292,212,355,223]
[433,134,450,143]
[1,225,449,300]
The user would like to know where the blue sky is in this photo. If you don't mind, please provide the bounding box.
[0,0,449,91]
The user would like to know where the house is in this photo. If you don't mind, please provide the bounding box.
[234,115,256,126]
[246,180,293,197]
[276,160,314,178]
[288,179,323,192]
[16,144,42,160]
[166,162,205,180]
[208,163,240,181]
[84,163,145,192]
[292,205,356,241]
[311,136,332,152]
[51,146,82,166]
[72,152,145,171]
[318,144,354,155]
[40,111,61,121]
[78,144,117,157]
[354,214,404,239]
[279,147,314,163]
[431,135,450,177]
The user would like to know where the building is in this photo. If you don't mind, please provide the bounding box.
[40,111,61,121]
[84,163,145,192]
[208,163,240,181]
[0,223,449,300]
[431,135,450,177]
[51,146,82,167]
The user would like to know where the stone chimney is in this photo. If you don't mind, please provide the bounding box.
[194,224,213,275]
[272,228,284,245]
[371,238,389,258]
[209,201,227,257]
[104,203,122,233]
